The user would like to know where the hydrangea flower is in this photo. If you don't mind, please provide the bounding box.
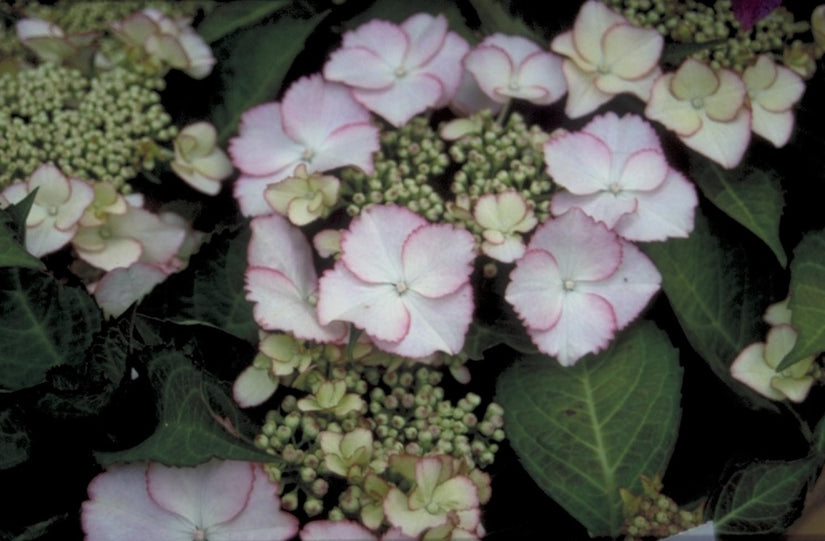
[16,18,97,66]
[550,0,663,118]
[296,380,366,417]
[171,122,234,195]
[323,13,469,126]
[81,460,298,541]
[463,33,566,106]
[245,213,348,343]
[110,8,215,78]
[742,54,806,147]
[645,58,751,168]
[449,70,503,117]
[79,181,128,228]
[505,208,661,366]
[544,112,697,241]
[814,5,825,52]
[90,262,169,319]
[264,163,340,225]
[731,298,818,403]
[230,75,379,216]
[301,520,413,541]
[317,204,476,358]
[319,428,382,479]
[473,191,538,262]
[1,164,94,258]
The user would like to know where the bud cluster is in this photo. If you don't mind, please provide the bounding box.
[620,474,704,540]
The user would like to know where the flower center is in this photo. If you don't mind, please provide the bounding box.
[425,501,441,514]
[47,205,59,216]
[609,182,622,194]
[99,227,112,239]
[395,281,408,294]
[508,80,520,91]
[596,63,611,75]
[394,66,407,78]
[563,279,576,291]
[690,96,705,109]
[301,148,315,163]
[192,527,207,541]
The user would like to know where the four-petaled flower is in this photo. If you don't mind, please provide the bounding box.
[1,164,94,257]
[324,13,469,126]
[742,54,806,147]
[81,459,299,541]
[505,208,661,366]
[230,74,379,216]
[16,18,97,67]
[645,58,751,168]
[544,112,697,241]
[463,33,566,106]
[317,204,476,358]
[171,122,234,195]
[550,0,663,118]
[473,191,538,262]
[264,163,340,225]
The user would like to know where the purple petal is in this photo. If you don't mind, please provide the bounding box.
[732,0,782,30]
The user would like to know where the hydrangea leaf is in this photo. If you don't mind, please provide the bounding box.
[0,191,44,270]
[467,0,545,44]
[496,321,682,537]
[778,229,825,370]
[211,12,327,143]
[642,209,780,411]
[196,0,290,43]
[711,458,814,534]
[36,320,129,419]
[690,154,787,267]
[462,318,538,360]
[0,407,30,469]
[0,268,101,390]
[96,349,274,467]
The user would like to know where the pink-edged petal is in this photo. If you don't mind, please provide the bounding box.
[301,520,378,541]
[529,291,617,366]
[54,177,94,230]
[431,476,479,511]
[703,69,746,122]
[751,106,794,147]
[1,183,29,207]
[505,249,565,332]
[341,19,409,68]
[82,463,190,541]
[482,33,542,64]
[353,73,443,127]
[645,74,703,137]
[112,207,186,265]
[550,31,578,63]
[550,190,638,229]
[515,50,567,105]
[94,263,168,318]
[449,70,503,116]
[28,164,70,204]
[771,375,814,403]
[749,63,805,113]
[147,460,254,527]
[401,13,448,68]
[680,109,751,169]
[529,208,622,282]
[463,45,515,104]
[543,131,612,195]
[763,323,797,368]
[481,235,527,263]
[234,172,295,217]
[248,213,317,290]
[148,33,189,69]
[730,342,784,400]
[618,149,668,191]
[25,203,48,228]
[229,103,304,176]
[75,236,143,271]
[383,488,445,537]
[572,2,625,65]
[670,58,719,100]
[209,466,298,541]
[373,284,473,358]
[233,365,278,408]
[403,224,475,298]
[580,241,660,329]
[561,59,613,118]
[178,31,215,79]
[324,46,397,89]
[312,122,379,175]
[246,267,346,343]
[282,76,370,147]
[614,169,697,241]
[340,205,425,285]
[25,222,75,257]
[583,112,662,156]
[601,24,663,79]
[422,32,469,108]
[316,264,410,343]
[593,67,659,102]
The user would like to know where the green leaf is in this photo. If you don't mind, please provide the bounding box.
[468,0,546,43]
[196,0,290,43]
[642,209,779,410]
[0,191,44,270]
[712,458,814,534]
[0,269,101,390]
[0,408,30,469]
[814,415,825,458]
[780,229,825,370]
[496,322,682,537]
[463,318,537,360]
[37,320,129,419]
[96,349,274,466]
[211,11,328,143]
[690,154,787,267]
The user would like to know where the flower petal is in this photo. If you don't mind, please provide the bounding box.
[234,172,295,217]
[572,1,625,65]
[353,73,443,127]
[248,213,317,292]
[505,249,565,332]
[645,74,703,137]
[403,223,475,298]
[421,32,469,108]
[383,488,445,537]
[550,190,638,229]
[515,50,567,105]
[233,365,278,408]
[341,19,409,68]
[25,221,75,257]
[301,520,377,541]
[229,103,304,176]
[401,13,448,68]
[749,61,805,113]
[614,169,697,241]
[74,235,143,271]
[544,131,612,195]
[731,342,784,400]
[618,149,668,191]
[751,105,795,147]
[324,46,397,89]
[702,68,746,122]
[93,263,168,318]
[670,58,719,100]
[463,44,515,104]
[601,23,662,80]
[560,59,613,118]
[679,108,751,169]
[312,122,379,176]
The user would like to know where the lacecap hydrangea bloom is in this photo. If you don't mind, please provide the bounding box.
[742,54,806,147]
